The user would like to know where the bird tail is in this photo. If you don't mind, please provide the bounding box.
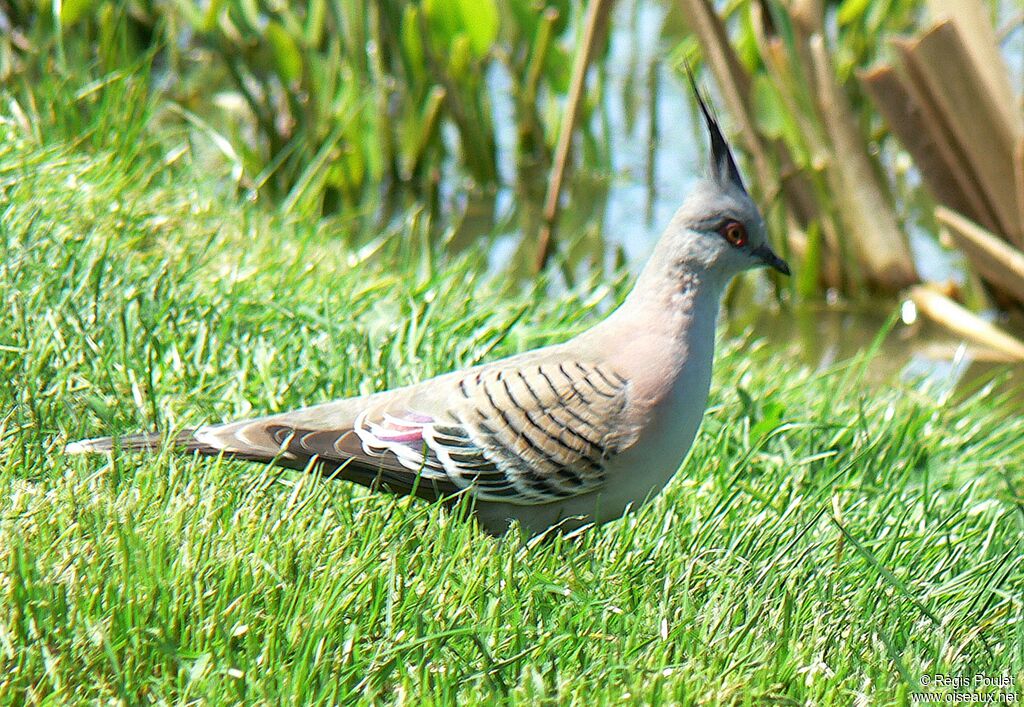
[65,429,220,455]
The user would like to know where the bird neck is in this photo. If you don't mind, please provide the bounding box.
[617,251,727,333]
[589,253,727,409]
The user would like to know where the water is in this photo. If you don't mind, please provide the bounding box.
[727,296,1022,408]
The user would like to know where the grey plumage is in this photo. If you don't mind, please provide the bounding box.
[67,79,791,536]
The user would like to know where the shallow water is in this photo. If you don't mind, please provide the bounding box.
[727,299,1023,410]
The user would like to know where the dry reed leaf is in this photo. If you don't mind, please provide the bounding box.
[809,35,917,291]
[936,207,1024,304]
[926,0,1023,139]
[909,285,1024,361]
[859,66,974,218]
[899,22,1021,243]
[889,33,999,237]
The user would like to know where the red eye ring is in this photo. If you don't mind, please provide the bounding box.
[720,219,747,247]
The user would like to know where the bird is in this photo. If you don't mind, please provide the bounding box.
[66,81,790,537]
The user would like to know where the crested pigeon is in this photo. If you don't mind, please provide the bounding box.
[66,83,790,537]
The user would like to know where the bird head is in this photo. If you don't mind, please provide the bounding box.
[663,78,790,281]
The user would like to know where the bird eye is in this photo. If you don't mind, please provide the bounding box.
[719,219,747,247]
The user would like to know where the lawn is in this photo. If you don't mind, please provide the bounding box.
[0,103,1021,704]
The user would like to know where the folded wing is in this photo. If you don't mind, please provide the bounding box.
[83,360,636,506]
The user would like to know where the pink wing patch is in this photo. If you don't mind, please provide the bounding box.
[371,412,429,443]
[354,409,446,473]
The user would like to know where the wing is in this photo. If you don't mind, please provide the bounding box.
[355,360,636,504]
[187,359,635,506]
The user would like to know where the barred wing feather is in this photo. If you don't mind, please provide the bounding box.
[355,361,634,505]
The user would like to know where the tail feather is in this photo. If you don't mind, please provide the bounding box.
[65,429,217,455]
[64,423,450,504]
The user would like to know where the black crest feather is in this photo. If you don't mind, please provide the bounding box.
[685,68,747,194]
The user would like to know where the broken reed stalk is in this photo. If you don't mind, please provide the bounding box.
[935,207,1024,304]
[771,1,917,292]
[925,0,1022,127]
[859,65,977,218]
[861,11,1024,318]
[898,23,1021,244]
[909,285,1024,361]
[807,34,917,290]
[1017,139,1024,250]
[534,0,615,273]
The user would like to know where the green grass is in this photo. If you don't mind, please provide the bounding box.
[0,105,1022,705]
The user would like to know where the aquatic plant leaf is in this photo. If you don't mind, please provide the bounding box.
[456,0,499,57]
[266,22,303,84]
[401,6,427,87]
[837,0,873,26]
[303,0,326,46]
[60,0,99,26]
[236,0,260,31]
[424,0,498,59]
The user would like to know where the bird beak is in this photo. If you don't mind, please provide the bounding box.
[752,244,791,276]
